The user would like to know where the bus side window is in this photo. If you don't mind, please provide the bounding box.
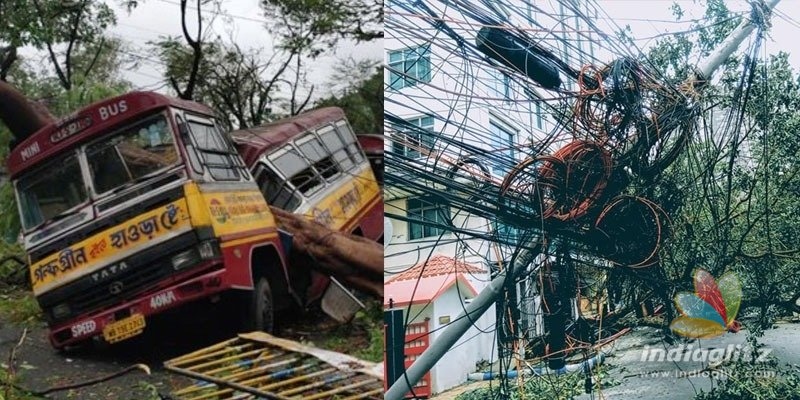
[334,121,365,164]
[297,135,340,180]
[318,127,354,171]
[176,116,204,175]
[185,119,242,181]
[270,146,324,196]
[347,142,365,164]
[254,165,301,211]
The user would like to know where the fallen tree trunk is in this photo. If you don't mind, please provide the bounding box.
[269,206,383,299]
[0,81,53,142]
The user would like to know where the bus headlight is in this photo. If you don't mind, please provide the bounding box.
[171,248,199,271]
[172,241,220,271]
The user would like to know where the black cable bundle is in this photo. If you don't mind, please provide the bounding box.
[476,26,563,90]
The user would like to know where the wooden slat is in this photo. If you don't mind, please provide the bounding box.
[166,335,383,400]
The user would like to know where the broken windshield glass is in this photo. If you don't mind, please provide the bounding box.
[86,114,179,195]
[17,153,87,231]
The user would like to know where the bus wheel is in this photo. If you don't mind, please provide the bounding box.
[247,276,275,333]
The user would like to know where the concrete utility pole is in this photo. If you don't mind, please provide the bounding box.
[385,244,542,400]
[384,1,780,399]
[695,0,780,82]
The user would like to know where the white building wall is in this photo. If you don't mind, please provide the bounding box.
[390,302,432,325]
[384,197,495,277]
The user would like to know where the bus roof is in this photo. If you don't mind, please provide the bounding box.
[230,107,346,167]
[6,91,214,178]
[357,134,384,156]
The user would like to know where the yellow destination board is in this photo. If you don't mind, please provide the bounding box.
[30,199,191,295]
[184,182,276,238]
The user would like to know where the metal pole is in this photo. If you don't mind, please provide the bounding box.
[384,245,541,400]
[696,0,781,80]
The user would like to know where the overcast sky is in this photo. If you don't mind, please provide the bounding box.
[598,0,800,71]
[17,1,799,98]
[87,0,383,96]
[117,0,795,87]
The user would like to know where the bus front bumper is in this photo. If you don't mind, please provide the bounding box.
[48,266,233,349]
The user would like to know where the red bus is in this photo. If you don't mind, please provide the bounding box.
[232,107,383,242]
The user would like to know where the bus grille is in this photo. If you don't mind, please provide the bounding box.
[68,258,174,317]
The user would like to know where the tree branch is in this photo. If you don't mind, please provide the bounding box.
[63,0,89,90]
[178,0,203,99]
[32,0,70,90]
[81,37,106,80]
[293,84,313,116]
[0,46,17,81]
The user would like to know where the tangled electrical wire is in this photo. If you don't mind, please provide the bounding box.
[384,0,773,398]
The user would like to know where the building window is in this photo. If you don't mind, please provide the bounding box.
[575,15,584,62]
[392,115,435,158]
[491,70,512,100]
[495,220,520,243]
[407,197,450,240]
[490,120,516,175]
[388,46,432,90]
[535,102,543,129]
[560,2,570,67]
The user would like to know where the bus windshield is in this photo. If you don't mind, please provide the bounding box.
[86,114,179,194]
[17,113,182,232]
[17,153,88,231]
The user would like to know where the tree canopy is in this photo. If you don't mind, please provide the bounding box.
[315,58,382,134]
[261,0,383,57]
[0,1,131,243]
[616,0,800,328]
[0,0,382,243]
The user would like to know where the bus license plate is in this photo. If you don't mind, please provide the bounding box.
[103,314,146,344]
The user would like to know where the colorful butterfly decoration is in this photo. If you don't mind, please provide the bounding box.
[670,269,742,339]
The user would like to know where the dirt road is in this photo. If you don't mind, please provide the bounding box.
[0,312,208,399]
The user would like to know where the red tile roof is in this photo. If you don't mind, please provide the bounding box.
[387,255,485,283]
[384,255,486,308]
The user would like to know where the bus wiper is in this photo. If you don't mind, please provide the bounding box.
[31,205,88,232]
[107,170,168,196]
